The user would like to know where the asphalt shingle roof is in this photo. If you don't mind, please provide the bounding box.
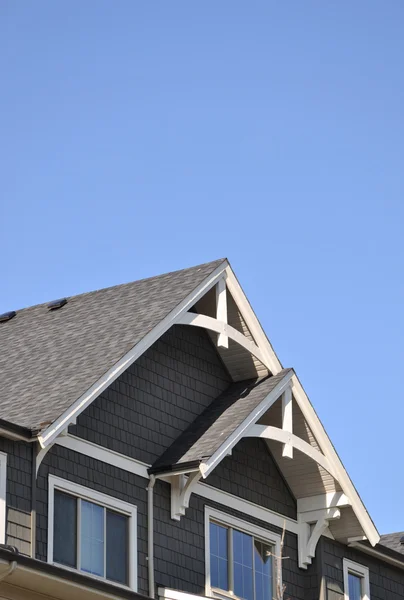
[379,532,404,555]
[150,368,293,474]
[0,259,226,431]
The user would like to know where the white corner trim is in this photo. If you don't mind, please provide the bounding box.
[343,558,370,600]
[291,374,379,546]
[0,452,7,545]
[204,506,282,598]
[199,369,294,478]
[38,261,228,449]
[48,474,138,591]
[195,482,299,535]
[55,435,149,479]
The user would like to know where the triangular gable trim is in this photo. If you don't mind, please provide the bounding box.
[38,260,228,448]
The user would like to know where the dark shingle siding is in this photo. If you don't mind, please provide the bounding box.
[0,259,226,429]
[153,479,305,600]
[323,538,404,600]
[71,325,230,464]
[36,444,150,596]
[0,438,32,556]
[204,437,297,519]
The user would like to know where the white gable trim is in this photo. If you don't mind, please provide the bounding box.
[291,374,379,546]
[38,261,228,448]
[199,370,294,478]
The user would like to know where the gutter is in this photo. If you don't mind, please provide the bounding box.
[349,541,404,570]
[0,546,148,600]
[0,420,37,442]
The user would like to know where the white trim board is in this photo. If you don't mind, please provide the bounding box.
[48,474,137,591]
[204,506,282,598]
[343,558,370,600]
[200,370,294,478]
[56,435,149,479]
[39,261,228,448]
[0,451,7,545]
[54,435,299,535]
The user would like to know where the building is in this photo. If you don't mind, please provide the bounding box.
[0,258,402,600]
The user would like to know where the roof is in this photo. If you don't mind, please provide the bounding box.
[379,532,404,555]
[150,369,293,474]
[0,259,226,430]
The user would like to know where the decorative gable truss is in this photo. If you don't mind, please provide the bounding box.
[35,261,379,569]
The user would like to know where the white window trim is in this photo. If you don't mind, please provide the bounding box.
[205,506,282,599]
[0,452,7,545]
[343,558,370,600]
[48,475,137,591]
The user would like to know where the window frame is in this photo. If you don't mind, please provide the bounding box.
[48,475,137,591]
[343,558,370,600]
[0,451,6,545]
[205,506,281,600]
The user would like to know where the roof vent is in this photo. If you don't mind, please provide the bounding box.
[47,298,67,310]
[0,311,16,323]
[400,536,404,545]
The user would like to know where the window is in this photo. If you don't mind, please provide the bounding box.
[48,476,137,590]
[205,507,281,600]
[0,452,6,545]
[343,559,370,600]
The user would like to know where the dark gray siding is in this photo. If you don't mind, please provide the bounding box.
[205,437,297,519]
[0,437,32,556]
[71,325,230,465]
[323,538,404,600]
[153,479,305,600]
[36,444,150,596]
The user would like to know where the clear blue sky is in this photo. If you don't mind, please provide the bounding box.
[1,2,403,535]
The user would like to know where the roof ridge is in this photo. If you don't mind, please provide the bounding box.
[6,258,227,314]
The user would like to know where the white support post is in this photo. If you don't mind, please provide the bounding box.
[216,278,228,348]
[282,386,293,459]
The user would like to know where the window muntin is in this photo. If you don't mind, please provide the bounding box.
[49,476,136,590]
[209,518,275,600]
[343,559,370,600]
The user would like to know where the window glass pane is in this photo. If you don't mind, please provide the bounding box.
[254,541,272,600]
[81,500,105,577]
[210,522,228,590]
[106,510,129,585]
[348,573,362,600]
[233,530,253,600]
[54,491,77,568]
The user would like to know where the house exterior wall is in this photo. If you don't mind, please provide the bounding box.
[205,437,297,519]
[70,325,230,465]
[323,538,404,600]
[0,437,32,556]
[1,322,403,600]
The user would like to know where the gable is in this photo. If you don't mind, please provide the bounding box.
[0,259,226,431]
[204,437,297,519]
[70,324,230,465]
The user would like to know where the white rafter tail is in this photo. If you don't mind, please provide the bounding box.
[281,385,293,459]
[216,278,228,348]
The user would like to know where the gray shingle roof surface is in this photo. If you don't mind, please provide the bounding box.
[0,259,226,430]
[379,532,404,555]
[151,368,292,473]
